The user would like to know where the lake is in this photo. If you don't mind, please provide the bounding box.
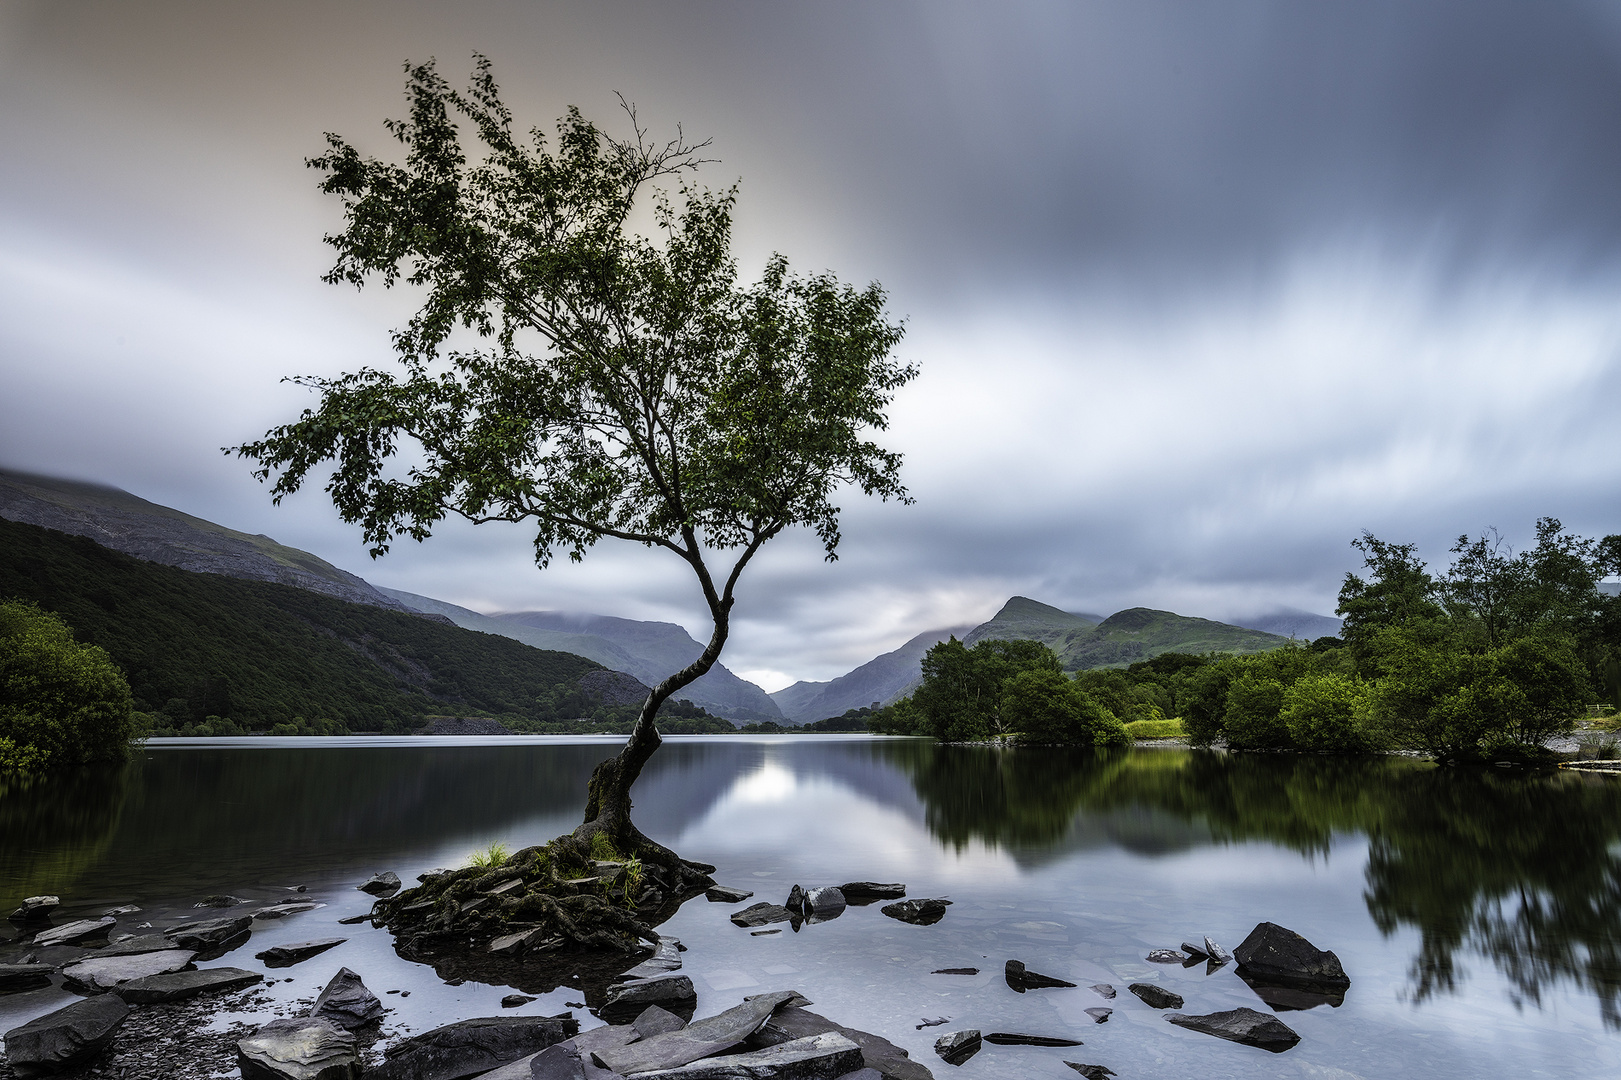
[3,736,1620,1078]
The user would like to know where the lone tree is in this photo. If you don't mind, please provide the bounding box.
[235,58,915,868]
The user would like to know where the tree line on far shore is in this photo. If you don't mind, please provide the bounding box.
[874,518,1620,760]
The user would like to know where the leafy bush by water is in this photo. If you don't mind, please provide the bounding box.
[0,599,135,773]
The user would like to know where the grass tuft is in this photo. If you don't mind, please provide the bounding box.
[1125,717,1187,741]
[466,841,510,869]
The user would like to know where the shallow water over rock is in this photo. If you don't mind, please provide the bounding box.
[3,736,1621,1078]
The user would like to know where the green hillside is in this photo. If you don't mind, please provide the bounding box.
[0,517,608,732]
[966,596,1288,670]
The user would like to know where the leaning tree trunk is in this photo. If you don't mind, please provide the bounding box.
[573,595,731,870]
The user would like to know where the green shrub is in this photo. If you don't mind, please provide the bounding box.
[466,841,510,868]
[1223,672,1290,750]
[1280,672,1375,751]
[0,600,135,771]
[1002,669,1129,746]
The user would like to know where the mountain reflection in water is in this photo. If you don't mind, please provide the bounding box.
[2,736,1619,1032]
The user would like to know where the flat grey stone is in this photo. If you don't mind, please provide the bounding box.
[748,1007,933,1080]
[635,1032,863,1079]
[502,994,537,1008]
[254,902,326,920]
[489,927,552,954]
[312,966,385,1030]
[836,883,905,901]
[368,1014,578,1080]
[1084,1008,1111,1023]
[834,1070,883,1080]
[1203,936,1232,964]
[1088,984,1115,999]
[633,1005,690,1039]
[1180,941,1208,959]
[195,894,251,908]
[1232,922,1349,990]
[594,990,802,1076]
[984,1033,1081,1047]
[102,905,141,917]
[616,936,684,982]
[90,934,182,957]
[879,899,949,926]
[237,1016,359,1080]
[116,966,262,1004]
[359,872,402,896]
[166,915,252,958]
[32,917,116,948]
[1063,1065,1116,1079]
[731,903,795,928]
[706,885,755,903]
[3,993,128,1077]
[1146,949,1187,963]
[256,938,347,968]
[61,949,196,992]
[1166,1007,1301,1053]
[1127,982,1183,1009]
[599,974,696,1025]
[1004,960,1075,992]
[0,963,52,992]
[932,1029,980,1066]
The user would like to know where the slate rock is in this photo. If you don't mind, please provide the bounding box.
[1063,1065,1116,1080]
[636,1032,864,1079]
[634,1005,690,1039]
[359,872,402,896]
[256,938,347,969]
[1127,983,1183,1009]
[254,902,326,920]
[984,1033,1082,1047]
[747,1005,933,1080]
[879,899,950,926]
[804,888,846,922]
[337,915,371,926]
[616,936,684,982]
[1146,949,1187,964]
[501,994,536,1008]
[599,974,697,1024]
[90,933,182,957]
[1088,984,1115,1000]
[932,1029,980,1066]
[488,927,552,955]
[167,915,252,958]
[8,896,59,926]
[706,885,755,903]
[2,993,128,1078]
[0,963,52,992]
[1004,960,1076,992]
[32,917,116,948]
[595,990,803,1076]
[834,1071,883,1080]
[931,968,977,976]
[1232,922,1350,989]
[312,967,385,1030]
[1084,1008,1112,1024]
[195,894,250,908]
[523,1043,585,1080]
[61,948,196,992]
[1180,940,1208,958]
[237,1016,359,1080]
[837,883,905,902]
[1166,1007,1301,1053]
[115,966,262,1004]
[368,1015,578,1080]
[732,903,795,928]
[785,885,807,914]
[101,905,141,917]
[1203,936,1232,964]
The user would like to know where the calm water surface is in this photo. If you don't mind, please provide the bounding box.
[3,736,1620,1079]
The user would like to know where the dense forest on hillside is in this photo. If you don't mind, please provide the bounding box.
[0,518,612,732]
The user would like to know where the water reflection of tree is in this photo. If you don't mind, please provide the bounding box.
[0,760,132,908]
[884,742,1621,1026]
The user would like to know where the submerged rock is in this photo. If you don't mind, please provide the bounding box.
[879,899,950,926]
[705,885,755,903]
[984,1033,1082,1047]
[1063,1065,1116,1079]
[615,935,684,982]
[599,974,698,1025]
[1166,1007,1302,1053]
[8,896,59,926]
[933,1029,980,1066]
[359,872,402,896]
[931,968,978,976]
[61,949,196,992]
[312,967,386,1031]
[237,1016,359,1080]
[1127,983,1183,1009]
[32,917,116,948]
[256,938,347,969]
[115,966,262,1004]
[0,962,52,992]
[500,994,536,1008]
[1004,960,1076,992]
[194,894,250,908]
[1083,1008,1112,1024]
[1232,922,1350,990]
[367,1014,578,1080]
[1088,984,1116,1000]
[4,994,127,1077]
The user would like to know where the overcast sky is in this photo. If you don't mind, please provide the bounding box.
[3,1,1621,690]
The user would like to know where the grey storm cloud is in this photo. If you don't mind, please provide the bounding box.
[2,1,1619,686]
